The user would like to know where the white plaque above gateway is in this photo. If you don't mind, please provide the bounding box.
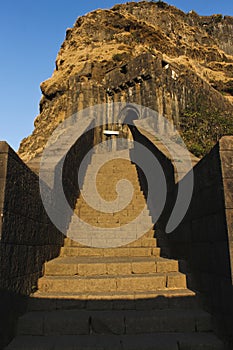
[103,130,120,136]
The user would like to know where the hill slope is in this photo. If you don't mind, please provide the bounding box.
[18,1,233,161]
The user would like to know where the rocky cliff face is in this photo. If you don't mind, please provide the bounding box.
[18,1,233,162]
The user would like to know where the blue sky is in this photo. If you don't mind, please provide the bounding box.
[1,0,233,151]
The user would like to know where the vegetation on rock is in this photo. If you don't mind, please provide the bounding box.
[180,106,233,157]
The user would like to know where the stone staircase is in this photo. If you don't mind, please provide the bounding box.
[6,151,225,349]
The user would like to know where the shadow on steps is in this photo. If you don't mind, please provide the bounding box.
[3,290,227,350]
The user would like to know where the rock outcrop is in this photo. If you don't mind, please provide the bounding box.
[18,1,233,162]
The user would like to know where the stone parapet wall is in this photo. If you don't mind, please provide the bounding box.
[0,119,95,349]
[1,144,63,295]
[0,143,63,292]
[158,136,233,346]
[220,138,233,279]
[0,142,64,348]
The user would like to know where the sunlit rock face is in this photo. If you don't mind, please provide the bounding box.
[18,1,233,162]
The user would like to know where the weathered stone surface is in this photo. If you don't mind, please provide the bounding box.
[107,262,131,275]
[131,261,156,274]
[159,136,233,346]
[220,151,233,178]
[2,3,233,349]
[220,136,233,151]
[78,263,107,276]
[5,333,225,350]
[0,145,64,349]
[166,272,187,289]
[0,141,10,153]
[17,2,233,163]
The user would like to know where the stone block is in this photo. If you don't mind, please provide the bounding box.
[0,154,8,178]
[220,136,233,151]
[178,333,225,350]
[225,209,233,242]
[223,179,233,208]
[122,333,178,350]
[104,248,130,257]
[86,299,113,310]
[116,275,166,292]
[91,311,125,334]
[195,311,213,332]
[85,277,117,293]
[107,262,132,275]
[0,142,9,153]
[17,312,44,336]
[44,310,89,335]
[131,261,156,274]
[45,262,78,276]
[156,259,178,273]
[125,309,198,334]
[38,277,86,293]
[166,272,187,289]
[220,151,233,178]
[78,263,107,276]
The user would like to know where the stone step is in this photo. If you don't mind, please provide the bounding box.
[64,237,157,248]
[74,208,150,215]
[77,192,144,198]
[59,246,161,257]
[75,201,147,210]
[69,215,151,225]
[91,187,142,193]
[87,163,138,170]
[83,176,141,182]
[76,202,147,209]
[63,237,155,249]
[75,208,150,216]
[93,170,139,175]
[28,289,197,311]
[74,212,149,221]
[93,182,141,188]
[44,256,178,276]
[16,308,213,336]
[86,165,139,169]
[67,227,156,238]
[37,272,187,293]
[125,237,156,247]
[68,221,153,232]
[73,216,150,223]
[81,187,142,194]
[88,159,137,165]
[6,332,224,350]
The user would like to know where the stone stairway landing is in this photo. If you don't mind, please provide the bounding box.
[5,151,225,349]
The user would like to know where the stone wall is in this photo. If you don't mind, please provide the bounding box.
[158,136,233,345]
[221,138,233,286]
[65,53,233,152]
[0,142,64,348]
[103,53,232,131]
[0,119,95,348]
